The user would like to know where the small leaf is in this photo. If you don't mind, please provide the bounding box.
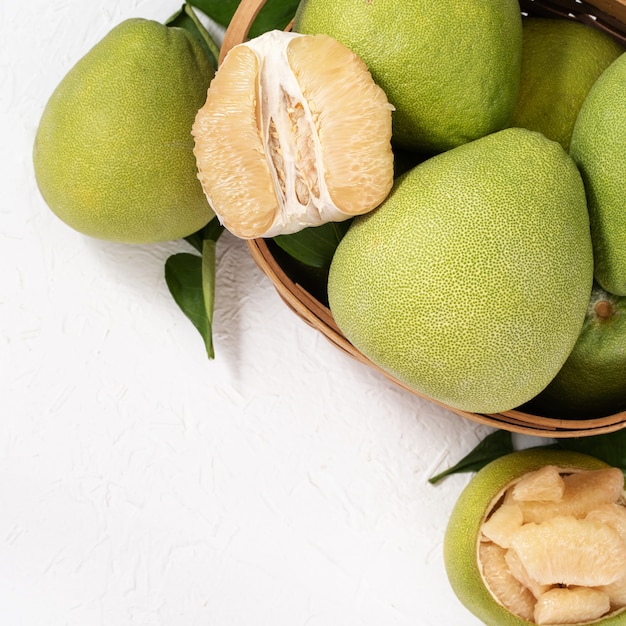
[165,3,220,69]
[273,220,352,269]
[201,238,217,353]
[184,215,225,253]
[186,0,299,38]
[165,252,215,358]
[429,430,514,484]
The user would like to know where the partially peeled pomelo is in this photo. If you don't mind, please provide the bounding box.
[444,448,626,625]
[192,29,394,239]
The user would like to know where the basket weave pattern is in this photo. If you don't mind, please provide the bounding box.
[223,0,626,437]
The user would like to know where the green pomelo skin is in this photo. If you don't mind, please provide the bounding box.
[444,449,623,626]
[33,18,215,244]
[293,0,522,154]
[523,284,626,419]
[327,128,593,415]
[512,17,624,151]
[570,51,626,296]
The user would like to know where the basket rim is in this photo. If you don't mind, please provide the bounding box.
[224,0,626,438]
[247,239,626,439]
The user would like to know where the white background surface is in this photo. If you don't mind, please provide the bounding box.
[2,2,549,624]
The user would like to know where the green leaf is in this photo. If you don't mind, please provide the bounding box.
[166,3,220,70]
[555,430,626,476]
[429,430,514,484]
[165,217,224,358]
[165,252,215,358]
[201,238,217,353]
[273,220,352,269]
[184,215,225,253]
[187,0,300,39]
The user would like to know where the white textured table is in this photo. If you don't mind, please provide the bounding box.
[2,2,547,624]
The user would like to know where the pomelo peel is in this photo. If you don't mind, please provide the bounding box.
[293,0,522,153]
[327,128,593,414]
[444,449,626,625]
[570,51,626,296]
[523,285,626,419]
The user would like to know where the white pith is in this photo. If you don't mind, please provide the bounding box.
[244,30,349,238]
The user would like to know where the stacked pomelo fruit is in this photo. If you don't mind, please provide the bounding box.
[192,0,626,421]
[32,0,626,423]
[190,8,626,622]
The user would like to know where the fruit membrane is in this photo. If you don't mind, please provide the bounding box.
[445,448,626,626]
[192,29,394,239]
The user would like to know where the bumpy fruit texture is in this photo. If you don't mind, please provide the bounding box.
[294,0,522,153]
[33,18,215,244]
[524,284,626,419]
[192,30,394,239]
[570,51,626,296]
[479,466,626,624]
[328,128,593,414]
[512,18,624,151]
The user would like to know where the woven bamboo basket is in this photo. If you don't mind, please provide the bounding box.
[220,0,626,437]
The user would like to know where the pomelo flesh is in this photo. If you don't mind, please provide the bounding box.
[192,30,394,239]
[444,449,626,626]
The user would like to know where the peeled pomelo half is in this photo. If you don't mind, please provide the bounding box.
[192,29,394,239]
[444,448,626,625]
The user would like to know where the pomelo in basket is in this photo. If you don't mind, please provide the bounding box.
[293,0,522,154]
[570,51,626,296]
[192,30,394,239]
[33,18,215,244]
[444,448,626,625]
[327,128,593,414]
[511,17,624,151]
[523,284,626,419]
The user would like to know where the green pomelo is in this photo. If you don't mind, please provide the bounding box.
[293,0,522,154]
[444,449,618,626]
[33,18,215,244]
[570,51,626,295]
[327,128,593,414]
[512,17,624,151]
[523,284,626,419]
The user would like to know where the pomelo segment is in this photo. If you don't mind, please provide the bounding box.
[587,504,626,542]
[192,30,393,239]
[504,549,551,600]
[513,468,625,523]
[508,515,626,587]
[481,503,524,548]
[479,541,536,622]
[534,587,611,625]
[510,465,564,503]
